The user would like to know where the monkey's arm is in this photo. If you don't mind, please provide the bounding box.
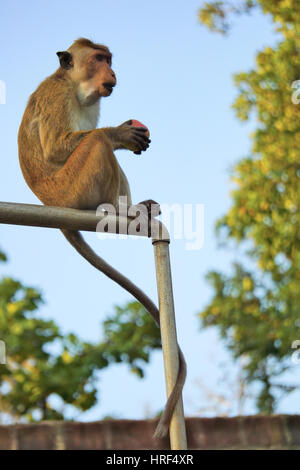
[39,128,97,164]
[40,124,149,164]
[38,88,149,164]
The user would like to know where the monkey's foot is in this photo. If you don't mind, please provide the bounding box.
[128,200,161,237]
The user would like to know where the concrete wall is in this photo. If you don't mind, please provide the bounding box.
[0,415,300,450]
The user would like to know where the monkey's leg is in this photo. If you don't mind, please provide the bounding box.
[51,131,120,209]
[118,164,132,206]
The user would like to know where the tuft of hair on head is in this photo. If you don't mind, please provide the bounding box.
[70,37,111,55]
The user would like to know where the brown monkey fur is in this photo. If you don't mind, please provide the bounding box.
[18,38,186,439]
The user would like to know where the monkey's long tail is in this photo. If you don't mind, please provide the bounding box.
[61,229,186,439]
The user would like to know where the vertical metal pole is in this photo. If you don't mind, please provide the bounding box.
[152,240,187,450]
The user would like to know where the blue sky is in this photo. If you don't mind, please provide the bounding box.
[0,0,299,420]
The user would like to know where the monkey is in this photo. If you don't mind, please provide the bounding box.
[18,38,186,439]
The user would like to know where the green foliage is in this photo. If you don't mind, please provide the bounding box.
[198,1,300,35]
[198,1,300,412]
[0,248,160,421]
[198,1,256,34]
[0,273,105,421]
[0,249,7,263]
[101,301,161,378]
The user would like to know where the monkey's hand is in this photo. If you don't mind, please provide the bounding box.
[108,120,151,154]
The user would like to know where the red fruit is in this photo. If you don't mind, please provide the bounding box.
[131,119,150,138]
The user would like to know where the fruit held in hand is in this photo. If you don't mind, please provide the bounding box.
[124,119,150,153]
[131,119,150,138]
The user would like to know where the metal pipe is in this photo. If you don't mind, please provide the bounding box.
[0,201,169,239]
[153,240,187,450]
[0,201,187,448]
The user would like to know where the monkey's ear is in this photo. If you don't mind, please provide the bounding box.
[56,51,74,70]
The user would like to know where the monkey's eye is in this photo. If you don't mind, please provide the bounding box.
[95,54,111,65]
[95,54,105,62]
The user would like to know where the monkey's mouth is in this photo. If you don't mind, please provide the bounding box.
[102,83,115,94]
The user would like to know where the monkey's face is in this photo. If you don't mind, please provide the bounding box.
[84,50,116,100]
[57,46,116,105]
[87,52,117,96]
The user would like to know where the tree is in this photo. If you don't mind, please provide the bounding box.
[0,249,160,422]
[101,301,161,379]
[198,1,300,412]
